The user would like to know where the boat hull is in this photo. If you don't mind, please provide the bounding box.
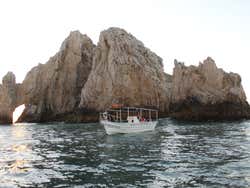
[100,120,157,135]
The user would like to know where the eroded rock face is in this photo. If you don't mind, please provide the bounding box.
[80,27,171,114]
[18,31,95,122]
[0,72,17,123]
[1,28,249,124]
[170,57,250,120]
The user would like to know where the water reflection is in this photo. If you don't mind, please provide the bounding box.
[8,159,29,173]
[0,124,34,187]
[0,120,249,187]
[11,123,27,138]
[12,144,28,152]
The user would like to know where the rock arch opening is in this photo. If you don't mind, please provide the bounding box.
[13,104,25,123]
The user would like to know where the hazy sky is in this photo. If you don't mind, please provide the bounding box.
[0,0,250,99]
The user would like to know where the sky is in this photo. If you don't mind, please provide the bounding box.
[0,0,250,100]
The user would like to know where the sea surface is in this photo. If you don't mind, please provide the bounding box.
[0,119,250,188]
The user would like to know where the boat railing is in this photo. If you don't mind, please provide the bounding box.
[99,107,158,122]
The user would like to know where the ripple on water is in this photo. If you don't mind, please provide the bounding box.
[0,120,250,187]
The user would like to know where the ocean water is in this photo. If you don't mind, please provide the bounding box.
[0,119,250,188]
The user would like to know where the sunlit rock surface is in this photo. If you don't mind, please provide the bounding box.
[80,27,172,115]
[170,57,250,120]
[18,31,95,122]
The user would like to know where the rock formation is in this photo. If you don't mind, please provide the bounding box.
[0,28,249,124]
[170,57,250,120]
[18,31,95,122]
[80,27,171,114]
[0,72,17,123]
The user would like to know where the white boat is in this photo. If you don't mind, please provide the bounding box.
[100,107,158,135]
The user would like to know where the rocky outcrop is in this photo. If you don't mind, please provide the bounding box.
[170,57,250,120]
[0,72,17,123]
[80,27,171,114]
[1,28,249,124]
[18,31,95,122]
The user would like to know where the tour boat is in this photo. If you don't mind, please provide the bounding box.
[100,106,158,135]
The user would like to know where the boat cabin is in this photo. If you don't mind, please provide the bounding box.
[100,107,158,123]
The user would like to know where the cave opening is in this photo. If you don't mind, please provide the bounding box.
[13,104,25,124]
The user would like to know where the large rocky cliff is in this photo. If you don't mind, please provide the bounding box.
[18,31,95,122]
[80,28,171,114]
[170,57,250,120]
[0,28,249,124]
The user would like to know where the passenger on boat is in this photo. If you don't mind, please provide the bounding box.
[108,115,114,122]
[110,115,114,122]
[138,116,145,122]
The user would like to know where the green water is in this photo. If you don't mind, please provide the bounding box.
[0,119,250,187]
